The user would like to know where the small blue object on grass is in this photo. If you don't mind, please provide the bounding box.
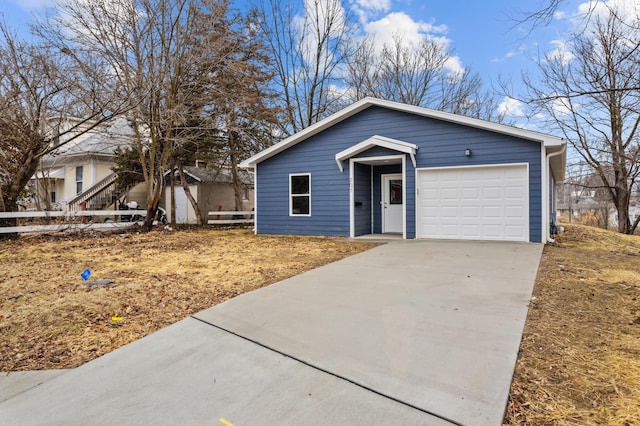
[81,268,92,281]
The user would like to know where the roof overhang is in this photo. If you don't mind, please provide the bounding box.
[547,144,567,181]
[239,97,566,169]
[36,167,65,179]
[334,135,417,172]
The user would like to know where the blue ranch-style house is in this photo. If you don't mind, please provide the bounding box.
[240,98,566,243]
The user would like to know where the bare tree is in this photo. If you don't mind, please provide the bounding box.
[191,6,279,211]
[255,0,355,135]
[346,34,450,106]
[558,161,612,227]
[524,7,640,234]
[345,33,504,122]
[510,0,566,30]
[41,0,242,230]
[0,17,124,238]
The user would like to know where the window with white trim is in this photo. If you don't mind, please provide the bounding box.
[75,166,83,194]
[290,173,310,216]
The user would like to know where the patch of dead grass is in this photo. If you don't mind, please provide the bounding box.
[0,229,377,371]
[504,224,640,425]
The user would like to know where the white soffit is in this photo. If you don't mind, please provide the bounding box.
[335,135,417,172]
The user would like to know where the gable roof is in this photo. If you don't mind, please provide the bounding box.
[42,117,134,165]
[163,166,254,186]
[335,135,417,172]
[239,97,566,169]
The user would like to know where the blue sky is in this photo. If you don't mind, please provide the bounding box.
[0,0,606,124]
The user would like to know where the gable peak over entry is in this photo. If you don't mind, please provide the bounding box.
[334,135,418,172]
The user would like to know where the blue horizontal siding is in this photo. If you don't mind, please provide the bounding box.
[372,165,402,234]
[256,106,543,242]
[353,163,371,236]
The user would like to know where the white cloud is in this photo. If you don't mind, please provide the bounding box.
[352,0,392,24]
[551,96,573,115]
[506,45,527,58]
[362,11,463,75]
[364,11,447,49]
[443,55,464,76]
[560,0,640,31]
[577,0,639,20]
[327,83,355,100]
[554,10,567,20]
[498,96,526,117]
[354,0,392,12]
[547,39,574,65]
[493,45,527,63]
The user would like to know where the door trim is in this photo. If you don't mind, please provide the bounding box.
[349,155,406,239]
[381,173,403,234]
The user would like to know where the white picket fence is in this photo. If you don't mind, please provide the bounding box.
[1,209,254,234]
[207,210,254,226]
[0,210,148,234]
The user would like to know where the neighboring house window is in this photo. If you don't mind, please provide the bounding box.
[290,173,310,216]
[50,191,56,203]
[75,166,83,194]
[243,186,250,201]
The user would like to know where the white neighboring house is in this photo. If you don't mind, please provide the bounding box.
[30,117,135,211]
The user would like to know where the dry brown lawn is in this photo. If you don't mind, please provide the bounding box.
[0,228,377,371]
[2,225,639,425]
[504,224,640,425]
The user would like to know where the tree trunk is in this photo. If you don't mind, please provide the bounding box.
[229,131,244,211]
[631,212,640,235]
[615,180,631,234]
[616,202,631,234]
[0,193,19,240]
[177,165,202,225]
[170,168,176,226]
[142,168,164,231]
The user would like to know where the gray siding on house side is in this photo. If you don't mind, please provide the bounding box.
[256,143,350,236]
[371,164,402,234]
[255,106,543,241]
[353,162,371,236]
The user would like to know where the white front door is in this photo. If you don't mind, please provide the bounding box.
[382,174,403,233]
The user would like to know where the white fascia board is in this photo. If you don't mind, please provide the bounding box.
[239,98,374,168]
[368,98,565,147]
[335,135,417,172]
[240,97,565,168]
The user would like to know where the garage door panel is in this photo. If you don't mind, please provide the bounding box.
[505,187,525,198]
[462,187,480,199]
[505,206,525,218]
[481,225,503,238]
[461,224,480,235]
[418,165,529,242]
[441,225,461,236]
[422,188,439,199]
[442,206,460,216]
[462,206,479,217]
[505,225,526,238]
[441,188,459,199]
[482,187,502,199]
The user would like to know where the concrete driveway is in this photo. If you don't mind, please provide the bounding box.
[0,240,542,426]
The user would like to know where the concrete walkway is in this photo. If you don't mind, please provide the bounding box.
[0,240,542,426]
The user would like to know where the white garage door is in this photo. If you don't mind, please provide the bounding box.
[417,164,529,241]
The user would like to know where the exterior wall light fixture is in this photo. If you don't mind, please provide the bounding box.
[465,148,472,157]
